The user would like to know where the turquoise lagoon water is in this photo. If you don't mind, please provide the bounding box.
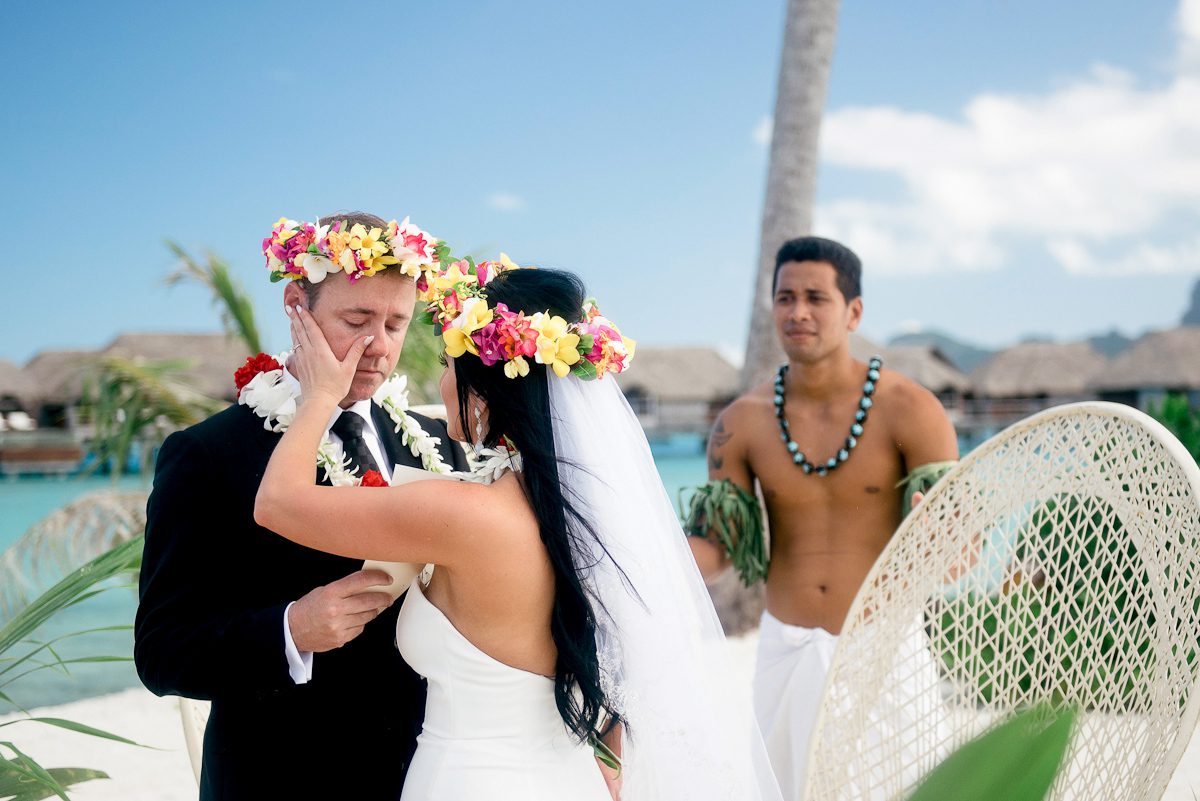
[0,475,150,712]
[0,456,709,712]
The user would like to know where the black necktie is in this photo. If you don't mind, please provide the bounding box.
[330,411,381,478]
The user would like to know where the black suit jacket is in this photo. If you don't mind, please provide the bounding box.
[134,401,469,801]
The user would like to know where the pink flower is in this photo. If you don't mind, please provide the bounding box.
[401,229,432,259]
[473,321,505,366]
[497,308,537,359]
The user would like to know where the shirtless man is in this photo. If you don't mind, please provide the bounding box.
[689,236,957,798]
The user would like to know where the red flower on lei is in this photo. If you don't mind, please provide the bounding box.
[360,470,388,487]
[234,353,283,397]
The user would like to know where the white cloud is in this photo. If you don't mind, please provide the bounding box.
[486,192,526,212]
[1049,235,1200,275]
[812,0,1200,277]
[753,115,773,147]
[1181,0,1200,67]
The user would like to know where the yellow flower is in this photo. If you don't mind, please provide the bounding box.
[348,225,399,276]
[427,260,473,298]
[458,297,493,334]
[504,355,530,379]
[531,313,581,378]
[443,328,478,357]
[272,218,299,245]
[531,312,568,341]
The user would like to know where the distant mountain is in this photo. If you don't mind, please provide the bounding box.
[887,330,995,373]
[1087,329,1135,358]
[1184,277,1200,326]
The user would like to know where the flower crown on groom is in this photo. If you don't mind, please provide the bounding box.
[262,215,451,284]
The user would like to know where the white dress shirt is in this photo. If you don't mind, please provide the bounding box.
[279,367,391,684]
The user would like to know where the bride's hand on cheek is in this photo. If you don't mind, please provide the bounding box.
[287,305,372,406]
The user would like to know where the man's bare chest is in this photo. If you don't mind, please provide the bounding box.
[745,412,904,511]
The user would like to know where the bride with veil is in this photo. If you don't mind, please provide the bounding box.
[256,250,782,800]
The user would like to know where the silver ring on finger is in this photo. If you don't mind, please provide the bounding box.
[293,343,303,352]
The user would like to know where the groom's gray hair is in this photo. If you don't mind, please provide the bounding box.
[297,210,415,308]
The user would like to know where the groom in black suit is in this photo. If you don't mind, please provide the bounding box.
[135,212,468,800]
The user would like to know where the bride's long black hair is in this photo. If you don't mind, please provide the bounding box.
[450,267,618,742]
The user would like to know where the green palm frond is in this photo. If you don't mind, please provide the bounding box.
[0,757,108,801]
[909,704,1074,800]
[0,537,145,799]
[165,241,263,354]
[79,356,220,477]
[0,491,148,622]
[0,537,142,659]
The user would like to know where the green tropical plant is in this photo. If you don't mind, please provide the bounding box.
[165,241,263,355]
[0,537,146,800]
[79,356,219,478]
[1149,392,1200,463]
[75,241,263,481]
[908,704,1075,800]
[933,494,1155,710]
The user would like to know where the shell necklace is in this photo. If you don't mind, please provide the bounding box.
[774,355,882,476]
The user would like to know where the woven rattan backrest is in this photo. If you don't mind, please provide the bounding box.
[803,402,1200,801]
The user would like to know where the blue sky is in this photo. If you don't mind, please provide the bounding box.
[2,0,1196,365]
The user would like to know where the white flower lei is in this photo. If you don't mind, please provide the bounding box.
[238,354,451,486]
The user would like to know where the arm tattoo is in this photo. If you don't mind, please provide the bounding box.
[708,418,733,471]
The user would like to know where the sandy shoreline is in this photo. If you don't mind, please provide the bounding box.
[3,631,1198,800]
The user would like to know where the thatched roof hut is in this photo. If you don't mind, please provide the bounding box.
[970,342,1108,398]
[22,333,251,408]
[0,360,37,407]
[883,345,970,394]
[852,335,969,396]
[1091,328,1200,392]
[616,347,739,404]
[101,332,249,401]
[849,332,885,362]
[22,350,97,404]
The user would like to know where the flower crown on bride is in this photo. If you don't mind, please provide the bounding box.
[263,216,451,284]
[416,255,635,380]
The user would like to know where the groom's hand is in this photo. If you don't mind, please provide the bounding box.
[289,570,395,653]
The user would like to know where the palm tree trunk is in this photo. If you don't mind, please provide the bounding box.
[742,0,842,390]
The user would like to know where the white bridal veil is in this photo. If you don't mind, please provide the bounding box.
[549,374,783,801]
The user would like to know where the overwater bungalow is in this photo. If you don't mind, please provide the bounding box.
[615,347,739,451]
[22,349,95,429]
[966,341,1109,434]
[1091,327,1200,410]
[880,344,971,416]
[3,333,249,475]
[100,332,247,402]
[0,359,36,418]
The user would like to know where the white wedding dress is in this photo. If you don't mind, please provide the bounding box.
[396,576,610,800]
[392,374,782,801]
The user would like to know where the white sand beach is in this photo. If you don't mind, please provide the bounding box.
[3,631,1199,800]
